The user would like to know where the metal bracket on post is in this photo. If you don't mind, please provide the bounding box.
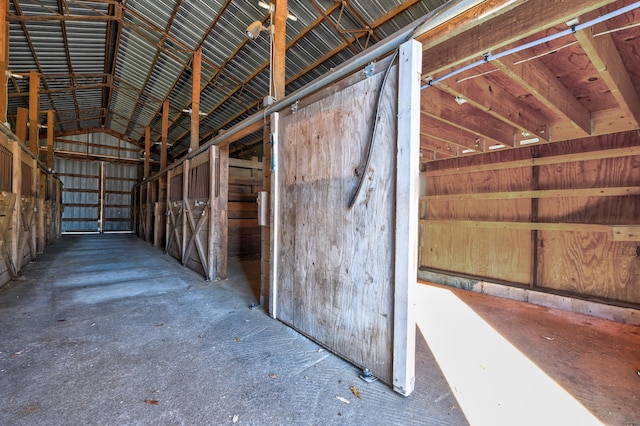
[364,62,375,78]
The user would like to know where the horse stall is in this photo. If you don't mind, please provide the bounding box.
[133,146,261,276]
[131,143,230,281]
[0,129,62,287]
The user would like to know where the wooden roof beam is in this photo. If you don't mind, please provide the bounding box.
[421,86,516,146]
[58,0,81,131]
[420,0,618,79]
[420,134,462,158]
[436,70,551,142]
[494,50,592,136]
[573,10,640,128]
[420,114,487,152]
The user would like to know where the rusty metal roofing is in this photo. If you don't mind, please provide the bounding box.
[7,0,450,161]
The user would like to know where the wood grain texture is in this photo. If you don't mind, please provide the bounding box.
[536,134,640,302]
[537,231,640,303]
[276,68,397,384]
[228,159,261,259]
[420,222,532,285]
[420,131,640,304]
[0,133,61,287]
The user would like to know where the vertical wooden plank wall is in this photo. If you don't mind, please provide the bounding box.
[228,158,263,259]
[0,130,62,287]
[420,132,640,305]
[261,121,272,311]
[273,57,407,389]
[166,164,184,263]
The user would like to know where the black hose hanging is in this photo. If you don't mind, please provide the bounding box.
[348,49,399,209]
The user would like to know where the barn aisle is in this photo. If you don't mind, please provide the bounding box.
[0,234,466,425]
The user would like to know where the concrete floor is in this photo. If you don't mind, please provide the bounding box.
[0,234,638,425]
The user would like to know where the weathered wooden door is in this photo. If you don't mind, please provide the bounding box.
[56,158,100,232]
[271,41,421,395]
[56,160,136,233]
[103,162,137,232]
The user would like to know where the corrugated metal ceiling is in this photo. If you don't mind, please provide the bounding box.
[7,0,451,161]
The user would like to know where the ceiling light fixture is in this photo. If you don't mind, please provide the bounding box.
[246,1,298,100]
[256,1,297,21]
[182,108,207,117]
[246,20,270,40]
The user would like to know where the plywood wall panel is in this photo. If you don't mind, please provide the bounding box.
[420,130,640,306]
[538,231,640,303]
[421,222,532,284]
[535,136,640,302]
[421,163,533,284]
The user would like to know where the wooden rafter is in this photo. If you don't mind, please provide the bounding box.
[420,114,486,152]
[170,0,424,158]
[420,0,618,78]
[103,1,123,129]
[420,134,461,158]
[421,86,515,146]
[57,0,81,130]
[11,0,59,126]
[436,70,551,142]
[120,0,183,137]
[309,0,360,56]
[494,50,593,136]
[574,9,640,128]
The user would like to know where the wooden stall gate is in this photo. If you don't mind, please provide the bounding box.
[0,130,62,287]
[270,41,421,395]
[165,145,229,281]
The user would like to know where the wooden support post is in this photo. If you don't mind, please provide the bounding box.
[261,0,286,314]
[272,0,287,100]
[161,99,168,169]
[47,110,54,170]
[34,157,43,253]
[182,159,189,263]
[268,112,279,319]
[190,48,202,153]
[206,145,229,281]
[260,121,270,310]
[165,168,172,253]
[16,107,27,142]
[144,126,150,180]
[530,147,540,288]
[145,181,151,241]
[28,71,39,158]
[9,140,21,274]
[207,147,218,281]
[0,0,7,126]
[392,39,421,397]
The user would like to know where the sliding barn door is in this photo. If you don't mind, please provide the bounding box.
[103,162,136,232]
[56,158,100,233]
[55,159,136,233]
[271,41,421,395]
